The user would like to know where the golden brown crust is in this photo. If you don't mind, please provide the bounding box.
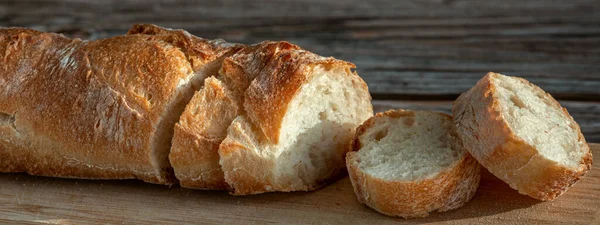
[346,110,481,218]
[0,25,239,184]
[0,28,171,183]
[170,125,229,189]
[220,41,356,143]
[452,72,592,201]
[127,24,243,72]
[169,77,242,190]
[218,116,277,194]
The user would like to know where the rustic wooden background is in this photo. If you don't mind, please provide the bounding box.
[1,0,599,141]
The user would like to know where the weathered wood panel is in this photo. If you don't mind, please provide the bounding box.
[2,0,599,100]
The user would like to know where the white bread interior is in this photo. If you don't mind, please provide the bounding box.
[452,72,592,201]
[355,112,463,181]
[346,110,480,218]
[493,74,587,168]
[220,64,373,194]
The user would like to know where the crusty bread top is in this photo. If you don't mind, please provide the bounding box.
[127,24,242,72]
[219,41,359,143]
[0,25,241,183]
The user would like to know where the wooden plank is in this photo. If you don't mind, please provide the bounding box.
[0,144,598,224]
[1,0,599,100]
[373,100,600,142]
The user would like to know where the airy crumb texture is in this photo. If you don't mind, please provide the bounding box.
[452,72,592,201]
[493,74,586,168]
[273,65,371,189]
[347,110,481,218]
[355,111,462,181]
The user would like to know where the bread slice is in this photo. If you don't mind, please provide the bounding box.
[0,24,240,184]
[346,110,481,218]
[216,41,373,195]
[452,72,592,201]
[169,76,242,189]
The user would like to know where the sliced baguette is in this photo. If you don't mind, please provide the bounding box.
[452,72,592,201]
[346,110,481,218]
[0,24,240,184]
[217,41,373,195]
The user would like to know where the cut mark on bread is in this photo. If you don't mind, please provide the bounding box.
[151,58,214,183]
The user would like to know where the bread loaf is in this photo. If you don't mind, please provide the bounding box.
[452,72,592,201]
[0,24,240,184]
[0,25,374,194]
[346,110,480,218]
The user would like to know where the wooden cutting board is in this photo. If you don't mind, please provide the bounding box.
[1,144,598,224]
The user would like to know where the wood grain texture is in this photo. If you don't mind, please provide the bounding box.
[373,100,600,142]
[0,144,598,224]
[1,0,599,100]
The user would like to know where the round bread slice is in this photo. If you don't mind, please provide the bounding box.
[452,72,592,201]
[346,110,481,218]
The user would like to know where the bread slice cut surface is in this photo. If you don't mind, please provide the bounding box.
[346,110,480,218]
[452,72,592,201]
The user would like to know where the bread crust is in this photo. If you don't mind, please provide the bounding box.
[218,41,371,194]
[127,24,242,73]
[347,110,481,218]
[452,72,592,201]
[169,77,242,190]
[220,41,357,144]
[0,25,239,184]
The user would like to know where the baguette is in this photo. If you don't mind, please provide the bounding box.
[452,72,592,201]
[0,24,240,184]
[0,25,374,194]
[346,110,480,218]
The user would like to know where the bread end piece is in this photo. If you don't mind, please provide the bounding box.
[452,72,592,201]
[219,41,373,195]
[346,110,481,218]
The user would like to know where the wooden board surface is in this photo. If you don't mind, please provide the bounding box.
[0,144,598,224]
[2,0,599,100]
